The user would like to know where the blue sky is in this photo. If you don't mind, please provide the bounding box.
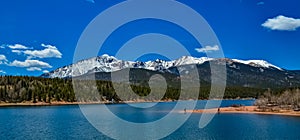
[0,0,300,76]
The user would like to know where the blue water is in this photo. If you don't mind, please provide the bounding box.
[1,100,300,139]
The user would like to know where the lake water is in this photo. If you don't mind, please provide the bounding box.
[1,100,300,139]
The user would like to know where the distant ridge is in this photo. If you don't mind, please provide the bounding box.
[41,54,282,78]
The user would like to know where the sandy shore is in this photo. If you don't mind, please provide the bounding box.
[184,106,300,117]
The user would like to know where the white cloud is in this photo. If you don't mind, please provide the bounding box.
[1,43,60,72]
[0,70,6,74]
[10,59,52,69]
[8,44,29,49]
[195,45,220,53]
[23,44,62,59]
[262,15,300,31]
[12,50,22,55]
[43,70,49,73]
[0,55,7,61]
[0,54,8,64]
[27,67,42,71]
[0,45,4,49]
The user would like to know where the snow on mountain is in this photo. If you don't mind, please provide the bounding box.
[232,59,283,70]
[172,56,214,66]
[142,56,214,71]
[42,54,283,78]
[45,55,135,78]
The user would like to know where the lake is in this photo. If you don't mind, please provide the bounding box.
[1,100,300,139]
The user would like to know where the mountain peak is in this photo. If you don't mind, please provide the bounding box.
[232,59,282,70]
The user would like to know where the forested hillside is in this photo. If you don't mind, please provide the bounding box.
[0,75,268,104]
[0,76,75,103]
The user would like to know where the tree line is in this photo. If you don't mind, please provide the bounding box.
[255,88,300,110]
[0,75,270,104]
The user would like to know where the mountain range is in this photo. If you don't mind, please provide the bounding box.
[41,54,300,89]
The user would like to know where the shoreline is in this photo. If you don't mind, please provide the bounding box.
[185,106,300,117]
[2,101,300,117]
[0,101,103,107]
[0,100,174,107]
[0,98,256,107]
[0,98,255,107]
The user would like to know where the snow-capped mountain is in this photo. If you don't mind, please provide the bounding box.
[232,59,282,70]
[41,54,283,78]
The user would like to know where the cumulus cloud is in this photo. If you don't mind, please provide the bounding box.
[0,45,4,49]
[1,43,61,72]
[8,44,29,49]
[262,15,300,31]
[27,67,42,71]
[23,44,62,59]
[12,50,22,55]
[0,54,8,64]
[0,70,5,74]
[5,43,62,59]
[195,45,220,53]
[43,70,49,73]
[10,59,52,69]
[0,54,7,61]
